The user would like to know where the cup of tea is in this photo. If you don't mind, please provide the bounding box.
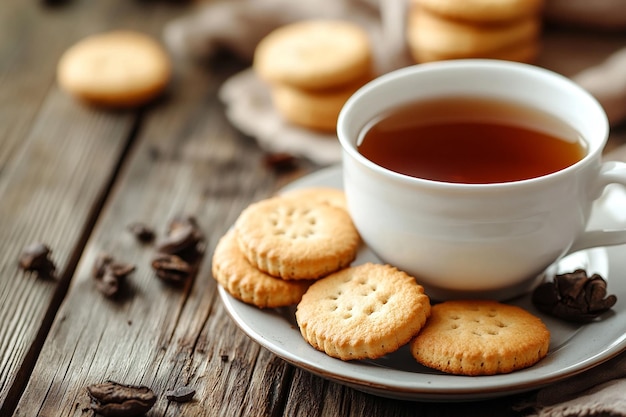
[337,59,626,300]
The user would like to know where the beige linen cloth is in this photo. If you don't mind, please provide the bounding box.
[163,1,626,415]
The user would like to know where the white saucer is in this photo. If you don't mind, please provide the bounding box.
[218,165,626,401]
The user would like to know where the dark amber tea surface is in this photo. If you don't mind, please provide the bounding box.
[357,96,586,184]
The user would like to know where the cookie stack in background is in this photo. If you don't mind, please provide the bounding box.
[406,0,544,64]
[253,19,374,132]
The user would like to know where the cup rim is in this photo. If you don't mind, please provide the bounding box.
[337,59,609,189]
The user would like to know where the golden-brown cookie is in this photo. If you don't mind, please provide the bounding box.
[410,300,550,375]
[253,19,372,90]
[234,196,360,280]
[211,230,313,308]
[406,6,540,61]
[296,263,431,360]
[414,0,544,23]
[57,30,171,108]
[281,187,348,212]
[270,72,371,131]
[410,38,539,64]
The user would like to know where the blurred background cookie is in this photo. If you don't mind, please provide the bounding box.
[253,19,373,132]
[270,72,372,131]
[407,0,544,64]
[407,6,540,63]
[416,0,543,23]
[254,19,372,90]
[57,30,172,108]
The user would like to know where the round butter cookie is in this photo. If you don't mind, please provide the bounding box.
[411,39,539,64]
[410,300,550,375]
[407,7,540,61]
[212,230,313,308]
[253,19,372,90]
[281,187,348,212]
[414,0,544,23]
[234,196,360,280]
[57,30,171,108]
[296,263,431,360]
[270,72,370,131]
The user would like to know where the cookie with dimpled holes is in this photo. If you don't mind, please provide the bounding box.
[280,187,348,212]
[234,195,360,280]
[296,263,431,360]
[410,300,550,375]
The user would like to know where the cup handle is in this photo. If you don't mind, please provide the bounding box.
[568,161,626,254]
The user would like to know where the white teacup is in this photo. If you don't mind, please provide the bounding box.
[337,59,626,301]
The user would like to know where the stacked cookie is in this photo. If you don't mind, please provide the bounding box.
[212,188,360,308]
[406,0,544,63]
[253,19,374,132]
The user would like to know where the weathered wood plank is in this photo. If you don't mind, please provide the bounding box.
[0,0,189,413]
[0,68,136,415]
[10,39,300,415]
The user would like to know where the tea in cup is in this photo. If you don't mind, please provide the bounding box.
[337,59,626,300]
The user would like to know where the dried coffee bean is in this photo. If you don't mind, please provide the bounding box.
[92,253,135,298]
[532,269,618,323]
[166,215,201,237]
[107,262,136,278]
[151,253,193,284]
[156,215,204,256]
[18,242,56,278]
[93,253,114,279]
[127,222,155,244]
[156,223,199,255]
[95,270,122,298]
[263,152,298,172]
[151,215,205,285]
[86,381,156,417]
[165,386,195,403]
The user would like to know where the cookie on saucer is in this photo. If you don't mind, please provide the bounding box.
[406,6,540,62]
[296,263,431,360]
[410,300,550,375]
[234,195,360,280]
[280,187,348,212]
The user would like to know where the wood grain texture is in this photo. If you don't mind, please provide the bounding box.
[1,1,626,416]
[0,22,136,417]
[0,0,186,414]
[11,43,291,415]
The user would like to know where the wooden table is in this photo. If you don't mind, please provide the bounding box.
[1,1,625,416]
